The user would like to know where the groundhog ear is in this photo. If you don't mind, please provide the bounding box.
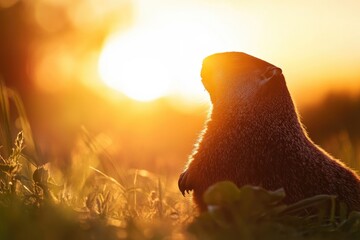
[259,66,282,85]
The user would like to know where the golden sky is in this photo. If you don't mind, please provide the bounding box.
[97,0,360,105]
[23,0,360,105]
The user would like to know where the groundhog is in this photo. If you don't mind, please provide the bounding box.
[178,52,360,212]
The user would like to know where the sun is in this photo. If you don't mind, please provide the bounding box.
[98,33,171,102]
[98,9,237,102]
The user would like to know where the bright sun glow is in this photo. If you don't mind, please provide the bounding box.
[98,8,236,102]
[98,33,172,102]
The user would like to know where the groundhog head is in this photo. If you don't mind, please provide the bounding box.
[201,52,283,104]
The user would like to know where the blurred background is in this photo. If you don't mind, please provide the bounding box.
[1,0,360,177]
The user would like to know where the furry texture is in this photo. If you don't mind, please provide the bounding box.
[178,52,360,211]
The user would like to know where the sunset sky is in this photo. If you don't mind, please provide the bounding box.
[2,0,358,106]
[97,0,360,104]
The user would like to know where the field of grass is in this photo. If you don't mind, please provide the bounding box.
[1,82,360,240]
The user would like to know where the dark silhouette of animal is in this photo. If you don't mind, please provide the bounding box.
[178,52,360,211]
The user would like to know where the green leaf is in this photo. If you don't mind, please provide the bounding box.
[203,181,241,206]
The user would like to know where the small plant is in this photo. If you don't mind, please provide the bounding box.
[188,181,360,240]
[0,131,24,196]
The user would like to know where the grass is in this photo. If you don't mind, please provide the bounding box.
[1,81,360,239]
[0,82,192,239]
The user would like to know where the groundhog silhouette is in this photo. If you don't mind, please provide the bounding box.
[178,52,360,211]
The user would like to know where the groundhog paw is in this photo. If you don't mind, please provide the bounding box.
[178,170,193,196]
